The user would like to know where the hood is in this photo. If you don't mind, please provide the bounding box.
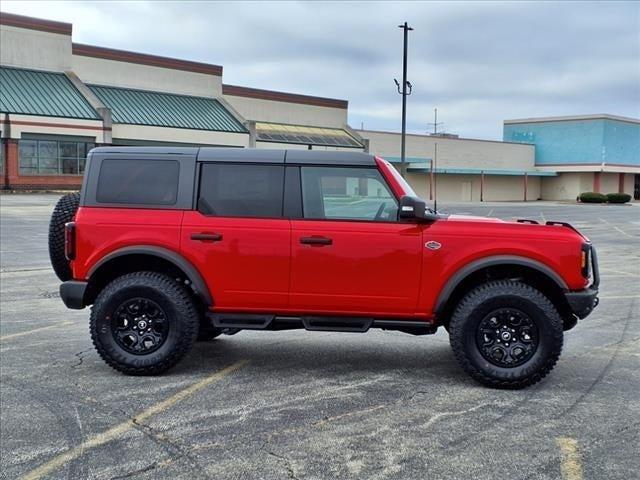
[446,214,506,223]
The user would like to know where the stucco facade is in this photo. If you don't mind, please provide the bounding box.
[504,115,639,200]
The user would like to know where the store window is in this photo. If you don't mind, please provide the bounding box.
[19,138,95,175]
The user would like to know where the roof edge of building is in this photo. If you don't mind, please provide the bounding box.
[356,128,534,146]
[72,43,223,76]
[222,84,348,110]
[504,114,640,125]
[0,11,72,35]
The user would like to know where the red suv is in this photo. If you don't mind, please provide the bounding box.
[49,147,599,388]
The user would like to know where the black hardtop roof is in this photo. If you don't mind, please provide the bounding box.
[90,146,376,166]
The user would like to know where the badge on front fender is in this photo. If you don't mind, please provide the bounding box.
[425,241,442,250]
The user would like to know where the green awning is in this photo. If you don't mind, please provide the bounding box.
[89,85,247,133]
[0,67,99,119]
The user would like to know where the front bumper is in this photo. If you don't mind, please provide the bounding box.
[565,287,599,319]
[60,280,88,309]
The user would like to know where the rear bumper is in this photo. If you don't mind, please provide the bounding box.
[60,281,87,309]
[565,287,599,319]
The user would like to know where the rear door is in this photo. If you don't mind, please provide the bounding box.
[289,165,423,316]
[181,161,290,311]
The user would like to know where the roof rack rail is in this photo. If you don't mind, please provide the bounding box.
[545,220,580,234]
[516,219,539,224]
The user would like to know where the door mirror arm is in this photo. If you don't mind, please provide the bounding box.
[398,195,439,223]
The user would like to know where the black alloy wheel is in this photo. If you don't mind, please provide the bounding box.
[476,308,539,368]
[112,298,170,355]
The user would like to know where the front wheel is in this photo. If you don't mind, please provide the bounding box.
[449,280,563,389]
[90,272,199,375]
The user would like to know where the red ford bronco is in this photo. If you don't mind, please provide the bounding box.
[50,147,599,388]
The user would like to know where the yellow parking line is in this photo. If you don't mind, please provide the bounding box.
[0,321,73,341]
[22,360,249,480]
[556,437,583,480]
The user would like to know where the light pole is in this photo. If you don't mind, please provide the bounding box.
[395,21,413,178]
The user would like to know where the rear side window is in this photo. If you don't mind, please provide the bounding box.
[198,163,284,218]
[96,159,179,205]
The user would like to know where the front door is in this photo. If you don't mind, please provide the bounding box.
[290,165,423,316]
[181,162,290,311]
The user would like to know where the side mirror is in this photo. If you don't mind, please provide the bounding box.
[399,195,437,222]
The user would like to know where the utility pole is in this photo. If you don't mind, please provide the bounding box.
[433,142,438,211]
[395,21,413,178]
[427,108,444,135]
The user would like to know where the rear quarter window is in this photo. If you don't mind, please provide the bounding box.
[96,159,180,205]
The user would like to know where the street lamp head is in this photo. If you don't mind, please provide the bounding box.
[398,22,414,31]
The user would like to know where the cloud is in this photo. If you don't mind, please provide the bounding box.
[3,0,638,139]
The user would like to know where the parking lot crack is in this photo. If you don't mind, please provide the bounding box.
[109,462,157,480]
[260,439,298,480]
[71,349,92,369]
[130,417,211,480]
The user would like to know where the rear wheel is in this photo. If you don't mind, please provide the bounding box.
[449,280,563,389]
[48,192,80,281]
[90,272,199,375]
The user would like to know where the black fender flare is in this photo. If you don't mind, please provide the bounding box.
[88,246,213,306]
[434,255,568,314]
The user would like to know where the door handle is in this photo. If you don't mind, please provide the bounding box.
[300,236,333,246]
[191,232,223,242]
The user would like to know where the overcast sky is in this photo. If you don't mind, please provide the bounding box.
[3,1,639,139]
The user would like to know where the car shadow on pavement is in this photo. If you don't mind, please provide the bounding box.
[177,333,464,381]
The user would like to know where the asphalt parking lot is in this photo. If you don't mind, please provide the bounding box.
[1,194,639,480]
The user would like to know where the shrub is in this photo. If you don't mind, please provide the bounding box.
[579,192,607,203]
[606,193,632,204]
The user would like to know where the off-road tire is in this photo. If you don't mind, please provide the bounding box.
[449,280,563,389]
[90,272,199,375]
[48,192,80,281]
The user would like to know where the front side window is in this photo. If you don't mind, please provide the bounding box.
[18,138,95,175]
[301,167,398,221]
[198,163,285,218]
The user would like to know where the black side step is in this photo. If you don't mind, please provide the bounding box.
[206,313,438,335]
[209,313,274,329]
[302,317,373,332]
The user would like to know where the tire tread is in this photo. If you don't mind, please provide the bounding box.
[449,280,563,389]
[48,193,80,281]
[90,271,199,375]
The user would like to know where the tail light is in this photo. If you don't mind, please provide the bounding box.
[581,243,591,279]
[65,222,76,260]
